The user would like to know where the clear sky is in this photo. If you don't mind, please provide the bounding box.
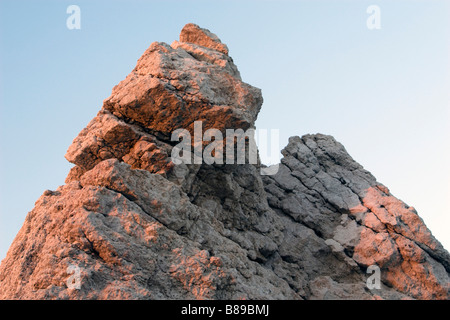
[0,0,449,262]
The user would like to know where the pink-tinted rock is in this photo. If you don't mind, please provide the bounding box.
[179,23,229,55]
[1,24,449,301]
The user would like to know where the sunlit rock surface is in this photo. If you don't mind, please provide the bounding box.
[0,24,448,300]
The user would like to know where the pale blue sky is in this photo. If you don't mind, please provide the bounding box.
[1,0,449,262]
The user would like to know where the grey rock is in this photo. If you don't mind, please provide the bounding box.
[0,24,449,301]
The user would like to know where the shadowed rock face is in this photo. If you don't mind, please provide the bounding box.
[263,135,450,299]
[0,24,448,300]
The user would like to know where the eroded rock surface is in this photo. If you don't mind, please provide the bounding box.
[0,24,448,300]
[263,135,450,299]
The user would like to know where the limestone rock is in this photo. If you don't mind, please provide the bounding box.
[0,24,448,300]
[180,23,229,55]
[263,134,450,299]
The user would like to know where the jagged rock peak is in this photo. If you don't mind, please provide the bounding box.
[64,23,262,180]
[0,24,449,301]
[179,23,229,55]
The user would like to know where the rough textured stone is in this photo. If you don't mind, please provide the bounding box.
[0,24,448,300]
[179,23,229,55]
[263,134,450,300]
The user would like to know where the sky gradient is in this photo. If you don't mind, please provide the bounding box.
[0,0,449,262]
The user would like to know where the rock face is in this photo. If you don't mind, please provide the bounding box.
[0,24,449,300]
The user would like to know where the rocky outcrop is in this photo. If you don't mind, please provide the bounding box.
[263,135,450,299]
[0,24,448,300]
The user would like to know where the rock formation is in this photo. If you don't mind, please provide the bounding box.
[0,23,449,300]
